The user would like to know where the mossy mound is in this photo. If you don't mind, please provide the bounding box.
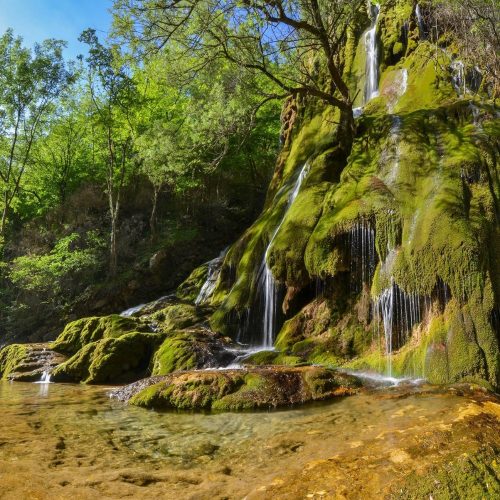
[51,331,160,384]
[0,343,66,381]
[176,263,209,302]
[112,366,361,412]
[209,23,499,388]
[51,315,147,355]
[151,326,233,375]
[49,301,225,383]
[151,302,209,333]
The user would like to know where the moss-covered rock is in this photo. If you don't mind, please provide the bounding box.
[209,19,499,389]
[176,263,209,302]
[112,366,361,411]
[51,315,146,355]
[151,326,233,375]
[151,303,208,333]
[0,343,66,381]
[52,331,160,384]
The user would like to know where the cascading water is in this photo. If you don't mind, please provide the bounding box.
[257,162,310,348]
[195,248,228,305]
[374,281,426,377]
[415,4,426,39]
[120,295,173,318]
[450,60,466,96]
[365,3,381,103]
[349,220,376,292]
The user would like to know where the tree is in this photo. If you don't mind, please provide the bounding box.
[134,49,280,234]
[79,28,139,276]
[113,0,364,151]
[0,29,71,236]
[28,92,95,214]
[427,0,500,96]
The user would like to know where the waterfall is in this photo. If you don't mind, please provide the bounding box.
[450,60,466,96]
[365,3,381,103]
[349,220,376,292]
[374,281,427,377]
[120,295,173,317]
[415,4,426,39]
[375,284,395,376]
[195,248,228,305]
[39,370,51,383]
[120,303,147,317]
[257,162,310,348]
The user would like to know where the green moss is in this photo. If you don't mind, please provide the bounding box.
[270,183,330,288]
[53,332,159,384]
[396,445,500,499]
[377,0,414,69]
[0,344,27,379]
[152,303,206,332]
[127,367,360,412]
[176,263,209,302]
[151,333,198,375]
[51,315,143,354]
[243,350,303,367]
[206,19,498,388]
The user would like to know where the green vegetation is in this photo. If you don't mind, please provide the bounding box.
[126,366,360,411]
[0,1,498,392]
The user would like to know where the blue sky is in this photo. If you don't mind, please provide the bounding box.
[0,0,113,60]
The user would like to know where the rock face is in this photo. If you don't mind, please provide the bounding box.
[111,366,361,411]
[203,1,500,390]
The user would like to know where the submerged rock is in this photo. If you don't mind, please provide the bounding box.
[111,366,361,411]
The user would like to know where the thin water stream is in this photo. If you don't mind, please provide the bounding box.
[257,162,310,347]
[0,381,498,499]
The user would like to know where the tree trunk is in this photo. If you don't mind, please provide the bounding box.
[110,213,118,277]
[150,186,159,241]
[0,190,8,236]
[338,104,355,156]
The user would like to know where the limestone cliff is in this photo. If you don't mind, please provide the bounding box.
[205,0,500,389]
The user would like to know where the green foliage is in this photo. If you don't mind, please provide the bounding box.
[9,232,104,297]
[0,29,72,234]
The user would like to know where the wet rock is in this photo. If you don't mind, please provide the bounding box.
[111,366,361,411]
[0,343,66,382]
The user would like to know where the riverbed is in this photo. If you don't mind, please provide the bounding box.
[0,380,499,499]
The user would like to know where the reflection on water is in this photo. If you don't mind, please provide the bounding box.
[0,381,498,499]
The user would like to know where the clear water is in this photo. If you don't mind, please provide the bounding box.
[0,381,497,499]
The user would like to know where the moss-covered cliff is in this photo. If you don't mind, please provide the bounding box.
[205,0,500,389]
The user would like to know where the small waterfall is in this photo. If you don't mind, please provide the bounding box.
[257,162,310,347]
[374,281,427,377]
[195,248,228,305]
[120,302,147,317]
[374,284,395,376]
[415,4,426,39]
[450,60,466,96]
[365,3,381,103]
[120,295,173,317]
[39,370,51,383]
[349,219,376,292]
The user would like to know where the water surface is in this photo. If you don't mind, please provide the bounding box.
[0,381,498,499]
